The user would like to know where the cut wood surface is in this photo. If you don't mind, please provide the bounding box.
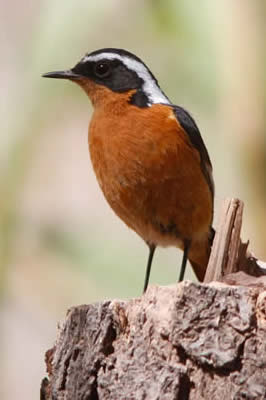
[41,199,266,399]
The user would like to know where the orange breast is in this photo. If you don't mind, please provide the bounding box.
[89,96,213,251]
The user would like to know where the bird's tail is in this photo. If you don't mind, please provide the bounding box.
[188,227,215,282]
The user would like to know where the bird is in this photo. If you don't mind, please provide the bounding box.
[43,48,214,293]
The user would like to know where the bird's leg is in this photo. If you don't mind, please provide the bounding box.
[143,243,156,293]
[178,240,191,282]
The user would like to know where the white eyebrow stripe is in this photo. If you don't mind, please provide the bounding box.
[82,52,171,106]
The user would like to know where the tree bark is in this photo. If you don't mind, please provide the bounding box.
[41,199,266,399]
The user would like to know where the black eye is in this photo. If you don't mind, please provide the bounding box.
[94,62,110,78]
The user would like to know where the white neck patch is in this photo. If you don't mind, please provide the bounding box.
[82,52,171,106]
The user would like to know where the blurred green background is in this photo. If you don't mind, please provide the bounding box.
[1,0,265,398]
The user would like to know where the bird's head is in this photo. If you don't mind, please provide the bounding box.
[43,48,170,108]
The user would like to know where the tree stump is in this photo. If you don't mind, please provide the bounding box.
[40,199,266,400]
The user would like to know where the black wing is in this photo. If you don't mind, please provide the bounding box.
[172,105,214,201]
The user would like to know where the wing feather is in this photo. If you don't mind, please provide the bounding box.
[172,105,214,200]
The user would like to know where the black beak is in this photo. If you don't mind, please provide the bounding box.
[42,70,80,80]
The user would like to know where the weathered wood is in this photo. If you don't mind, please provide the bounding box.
[204,198,265,283]
[41,198,266,399]
[41,282,266,400]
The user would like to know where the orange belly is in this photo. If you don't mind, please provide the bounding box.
[89,103,213,259]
